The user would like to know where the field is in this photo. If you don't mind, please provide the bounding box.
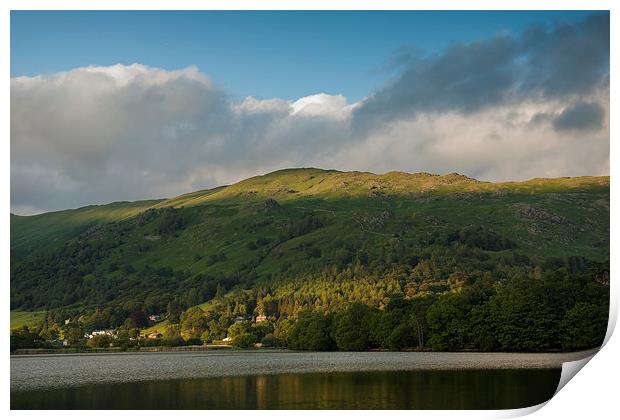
[11,311,46,330]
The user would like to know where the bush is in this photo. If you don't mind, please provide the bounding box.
[10,326,43,351]
[233,333,257,348]
[261,333,282,348]
[86,334,112,348]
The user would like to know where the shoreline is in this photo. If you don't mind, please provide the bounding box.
[11,345,598,356]
[11,348,598,393]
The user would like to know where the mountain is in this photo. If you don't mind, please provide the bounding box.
[10,168,610,351]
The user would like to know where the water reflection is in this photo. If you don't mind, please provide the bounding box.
[11,369,561,409]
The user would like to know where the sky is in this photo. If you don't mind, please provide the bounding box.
[11,11,595,101]
[10,11,610,214]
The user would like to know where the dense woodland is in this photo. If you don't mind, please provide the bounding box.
[10,169,610,352]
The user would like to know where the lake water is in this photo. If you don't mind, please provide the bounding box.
[11,349,596,409]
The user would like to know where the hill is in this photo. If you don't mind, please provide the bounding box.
[11,199,163,258]
[10,168,610,352]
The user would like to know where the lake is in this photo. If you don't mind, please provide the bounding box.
[10,349,595,409]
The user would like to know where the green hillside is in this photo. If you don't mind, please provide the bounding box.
[10,311,46,330]
[10,168,609,352]
[11,199,164,258]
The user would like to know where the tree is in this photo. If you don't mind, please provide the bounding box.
[64,324,86,347]
[251,321,274,341]
[125,310,148,329]
[487,280,558,351]
[180,307,209,340]
[163,325,184,346]
[385,324,417,350]
[10,327,42,351]
[288,312,335,351]
[87,334,112,348]
[40,327,60,341]
[233,333,257,349]
[560,302,608,350]
[167,300,181,324]
[261,333,282,348]
[332,303,374,351]
[426,294,468,351]
[227,321,250,339]
[274,318,294,345]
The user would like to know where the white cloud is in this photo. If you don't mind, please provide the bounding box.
[291,93,353,120]
[11,64,609,214]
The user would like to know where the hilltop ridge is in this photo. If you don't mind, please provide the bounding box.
[11,168,609,259]
[154,167,609,209]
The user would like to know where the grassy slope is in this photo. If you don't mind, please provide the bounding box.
[11,199,164,258]
[10,311,46,330]
[115,169,609,272]
[10,168,610,317]
[140,319,170,335]
[156,168,608,208]
[11,168,610,271]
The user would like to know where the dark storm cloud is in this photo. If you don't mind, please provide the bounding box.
[353,36,518,131]
[353,12,609,131]
[520,13,610,97]
[553,101,605,132]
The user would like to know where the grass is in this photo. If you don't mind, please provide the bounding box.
[156,168,609,209]
[10,311,46,330]
[11,199,164,258]
[140,319,170,335]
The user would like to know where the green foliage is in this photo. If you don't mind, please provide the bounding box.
[10,326,43,351]
[260,333,282,348]
[251,321,274,341]
[385,324,417,350]
[157,208,187,235]
[163,325,184,346]
[332,303,375,351]
[9,169,610,353]
[426,293,469,350]
[560,302,608,351]
[87,334,112,348]
[63,324,86,348]
[233,333,257,348]
[273,318,294,345]
[11,199,162,258]
[228,321,250,339]
[288,312,335,351]
[180,307,209,340]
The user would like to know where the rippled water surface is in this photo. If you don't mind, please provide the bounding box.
[11,350,595,409]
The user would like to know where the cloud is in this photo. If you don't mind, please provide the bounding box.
[353,35,519,133]
[11,64,354,213]
[552,101,605,132]
[291,93,354,120]
[352,12,609,132]
[11,13,609,214]
[520,13,610,97]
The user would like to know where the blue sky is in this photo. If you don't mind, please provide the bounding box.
[11,10,593,101]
